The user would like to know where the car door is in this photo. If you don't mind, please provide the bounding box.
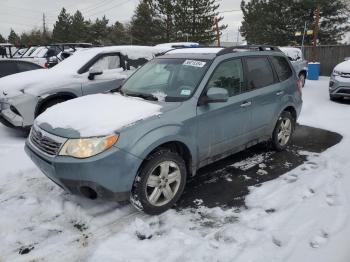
[16,61,42,73]
[0,61,18,78]
[81,53,128,95]
[196,58,253,164]
[244,56,290,138]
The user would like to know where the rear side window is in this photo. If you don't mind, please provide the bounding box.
[245,57,274,90]
[17,62,41,72]
[271,56,293,81]
[0,61,17,77]
[207,59,245,97]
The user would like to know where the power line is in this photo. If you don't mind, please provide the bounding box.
[83,0,133,18]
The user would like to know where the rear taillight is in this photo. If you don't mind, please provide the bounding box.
[44,62,49,68]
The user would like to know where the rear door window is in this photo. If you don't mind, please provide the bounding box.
[271,56,293,81]
[245,57,275,90]
[0,61,18,77]
[17,62,42,72]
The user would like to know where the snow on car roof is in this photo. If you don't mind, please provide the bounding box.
[167,48,223,54]
[280,47,303,61]
[52,45,161,73]
[155,42,199,48]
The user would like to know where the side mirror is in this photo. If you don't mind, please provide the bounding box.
[344,57,350,61]
[199,87,229,105]
[88,66,103,80]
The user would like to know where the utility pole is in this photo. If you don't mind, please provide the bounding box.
[42,13,47,34]
[312,5,321,62]
[215,17,221,47]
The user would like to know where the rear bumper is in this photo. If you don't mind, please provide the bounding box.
[25,140,143,202]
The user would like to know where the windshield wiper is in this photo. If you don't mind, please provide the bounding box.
[124,92,158,101]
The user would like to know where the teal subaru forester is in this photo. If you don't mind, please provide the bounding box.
[25,46,303,215]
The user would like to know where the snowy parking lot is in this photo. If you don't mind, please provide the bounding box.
[1,77,350,262]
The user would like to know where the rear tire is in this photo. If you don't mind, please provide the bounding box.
[130,149,187,215]
[271,111,295,151]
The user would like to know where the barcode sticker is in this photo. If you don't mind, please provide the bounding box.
[183,60,206,68]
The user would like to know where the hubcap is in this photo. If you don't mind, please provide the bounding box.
[145,161,181,207]
[277,118,292,146]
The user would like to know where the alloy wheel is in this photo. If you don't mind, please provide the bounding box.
[145,161,182,206]
[277,118,292,146]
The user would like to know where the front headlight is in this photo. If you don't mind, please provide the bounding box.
[59,134,119,158]
[333,70,342,76]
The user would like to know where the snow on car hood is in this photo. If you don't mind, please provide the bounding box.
[334,60,350,73]
[0,69,78,97]
[35,93,162,137]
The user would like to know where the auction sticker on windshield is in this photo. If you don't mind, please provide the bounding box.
[183,60,206,68]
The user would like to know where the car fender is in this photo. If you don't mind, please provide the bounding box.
[120,124,197,171]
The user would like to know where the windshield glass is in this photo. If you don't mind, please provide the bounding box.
[121,58,210,101]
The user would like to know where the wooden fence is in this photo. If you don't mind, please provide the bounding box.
[302,45,350,76]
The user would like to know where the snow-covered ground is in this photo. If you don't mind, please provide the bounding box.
[0,77,349,262]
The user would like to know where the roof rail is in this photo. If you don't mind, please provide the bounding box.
[217,45,281,56]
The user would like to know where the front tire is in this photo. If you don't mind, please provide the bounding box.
[271,111,295,151]
[130,150,187,215]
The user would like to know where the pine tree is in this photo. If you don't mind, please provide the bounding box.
[52,8,73,42]
[148,0,176,42]
[0,34,5,42]
[148,0,226,44]
[71,11,89,42]
[241,0,350,46]
[131,1,164,45]
[87,16,110,44]
[108,21,130,45]
[8,29,20,45]
[175,0,226,44]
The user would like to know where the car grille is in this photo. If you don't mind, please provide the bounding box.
[30,128,62,156]
[341,73,350,78]
[337,89,350,95]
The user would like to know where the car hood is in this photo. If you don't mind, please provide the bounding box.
[36,93,174,138]
[0,69,76,98]
[334,60,350,74]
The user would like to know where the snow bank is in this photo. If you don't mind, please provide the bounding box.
[36,93,162,137]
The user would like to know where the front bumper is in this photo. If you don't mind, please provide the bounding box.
[25,139,143,202]
[329,76,350,98]
[0,94,38,128]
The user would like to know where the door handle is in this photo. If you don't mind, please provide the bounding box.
[240,101,252,108]
[276,91,284,96]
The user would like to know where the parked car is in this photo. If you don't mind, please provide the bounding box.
[329,59,350,101]
[0,59,43,78]
[280,47,308,87]
[0,46,161,129]
[25,45,303,215]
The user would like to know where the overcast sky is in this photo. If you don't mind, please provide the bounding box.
[0,0,243,42]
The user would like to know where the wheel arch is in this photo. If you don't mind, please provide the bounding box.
[35,92,77,117]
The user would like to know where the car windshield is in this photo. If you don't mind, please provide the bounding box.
[121,58,210,101]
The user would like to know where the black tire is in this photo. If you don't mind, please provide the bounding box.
[299,72,306,88]
[271,111,295,151]
[37,98,69,116]
[130,149,187,215]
